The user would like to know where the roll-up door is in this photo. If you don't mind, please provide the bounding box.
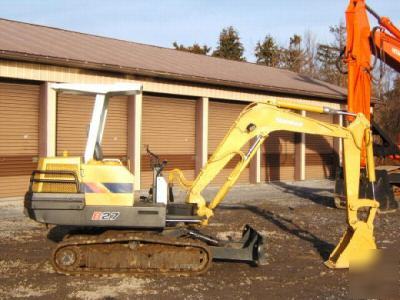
[208,100,250,185]
[57,94,128,160]
[261,131,296,182]
[305,112,335,179]
[0,82,40,198]
[141,94,196,189]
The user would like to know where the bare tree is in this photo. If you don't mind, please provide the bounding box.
[375,75,400,139]
[316,21,347,87]
[302,30,318,77]
[281,34,305,73]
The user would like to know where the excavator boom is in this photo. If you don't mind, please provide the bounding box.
[345,1,400,117]
[345,0,373,120]
[170,99,379,268]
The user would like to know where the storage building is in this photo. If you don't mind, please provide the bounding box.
[0,19,347,198]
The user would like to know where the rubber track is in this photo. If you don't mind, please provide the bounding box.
[52,230,212,276]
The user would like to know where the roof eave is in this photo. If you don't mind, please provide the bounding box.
[0,50,347,101]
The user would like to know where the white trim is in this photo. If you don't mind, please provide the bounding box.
[255,148,261,183]
[50,82,142,95]
[296,110,306,181]
[201,97,208,167]
[133,93,143,190]
[44,83,57,157]
[335,114,344,166]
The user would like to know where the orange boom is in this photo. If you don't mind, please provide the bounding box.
[344,0,400,164]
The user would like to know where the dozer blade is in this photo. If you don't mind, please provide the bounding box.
[325,223,377,269]
[210,224,264,265]
[182,224,264,265]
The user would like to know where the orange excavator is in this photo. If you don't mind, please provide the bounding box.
[345,0,400,117]
[334,0,400,211]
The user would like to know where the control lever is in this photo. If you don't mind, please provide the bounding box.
[145,145,168,173]
[146,145,160,167]
[154,159,168,179]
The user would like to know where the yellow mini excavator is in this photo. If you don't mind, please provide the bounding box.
[25,83,380,275]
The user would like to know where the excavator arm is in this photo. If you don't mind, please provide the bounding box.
[170,100,379,268]
[345,1,400,118]
[185,101,375,220]
[367,4,400,73]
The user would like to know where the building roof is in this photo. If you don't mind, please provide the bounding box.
[0,18,347,101]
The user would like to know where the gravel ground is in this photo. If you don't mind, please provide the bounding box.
[0,180,399,299]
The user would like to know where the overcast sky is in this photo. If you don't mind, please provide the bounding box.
[0,0,399,61]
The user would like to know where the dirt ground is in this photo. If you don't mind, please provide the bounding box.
[0,180,399,299]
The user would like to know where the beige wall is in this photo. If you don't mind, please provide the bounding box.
[0,60,342,108]
[0,60,344,195]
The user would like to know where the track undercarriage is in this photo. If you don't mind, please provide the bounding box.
[51,225,263,276]
[52,229,212,276]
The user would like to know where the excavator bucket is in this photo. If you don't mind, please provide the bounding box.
[325,222,377,269]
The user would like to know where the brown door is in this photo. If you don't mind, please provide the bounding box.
[261,131,296,182]
[141,94,196,190]
[0,82,40,198]
[57,94,128,160]
[208,100,250,185]
[305,112,335,179]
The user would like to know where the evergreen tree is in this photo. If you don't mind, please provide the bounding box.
[212,26,246,61]
[173,42,211,55]
[254,35,280,67]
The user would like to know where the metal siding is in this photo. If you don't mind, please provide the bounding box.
[305,112,335,179]
[0,60,344,109]
[208,100,250,185]
[0,82,39,197]
[260,131,296,182]
[56,94,128,159]
[103,96,128,156]
[141,95,196,189]
[56,93,92,156]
